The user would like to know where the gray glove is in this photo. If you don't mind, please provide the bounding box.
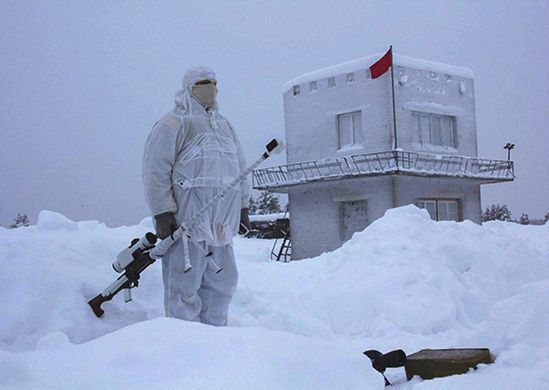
[154,212,178,239]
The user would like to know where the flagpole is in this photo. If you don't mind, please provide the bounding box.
[390,45,398,150]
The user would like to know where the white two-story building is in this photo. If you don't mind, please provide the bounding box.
[253,53,514,260]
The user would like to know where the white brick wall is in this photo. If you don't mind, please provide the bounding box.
[283,70,393,163]
[288,177,394,260]
[283,64,477,162]
[288,176,481,260]
[394,66,477,156]
[394,176,482,223]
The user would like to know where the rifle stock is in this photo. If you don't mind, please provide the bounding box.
[88,251,156,318]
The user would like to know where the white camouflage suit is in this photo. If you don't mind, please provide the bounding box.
[142,67,250,325]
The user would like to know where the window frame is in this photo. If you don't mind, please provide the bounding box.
[346,72,355,85]
[417,198,461,221]
[412,111,456,148]
[337,110,362,149]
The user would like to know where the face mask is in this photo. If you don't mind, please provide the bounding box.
[191,82,218,108]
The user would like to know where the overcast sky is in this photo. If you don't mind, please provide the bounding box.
[1,0,548,227]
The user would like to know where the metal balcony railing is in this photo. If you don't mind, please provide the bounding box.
[252,150,514,190]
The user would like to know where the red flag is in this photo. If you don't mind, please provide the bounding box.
[369,48,392,79]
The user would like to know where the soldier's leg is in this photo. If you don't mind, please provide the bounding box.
[162,239,208,321]
[198,245,239,326]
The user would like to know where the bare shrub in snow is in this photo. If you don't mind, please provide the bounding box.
[255,191,282,215]
[248,195,258,214]
[9,213,30,229]
[518,213,530,225]
[482,204,512,222]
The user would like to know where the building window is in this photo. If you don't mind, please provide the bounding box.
[292,85,300,96]
[418,199,460,221]
[413,112,455,147]
[309,81,318,92]
[337,111,362,148]
[327,77,336,88]
[346,72,355,84]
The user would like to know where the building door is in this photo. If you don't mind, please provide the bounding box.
[341,200,368,242]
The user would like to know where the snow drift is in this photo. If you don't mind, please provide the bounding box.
[0,206,548,389]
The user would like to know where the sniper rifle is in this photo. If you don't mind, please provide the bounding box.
[88,138,285,318]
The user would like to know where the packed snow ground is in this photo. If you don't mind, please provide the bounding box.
[1,206,548,389]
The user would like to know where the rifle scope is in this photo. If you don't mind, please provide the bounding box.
[112,233,157,273]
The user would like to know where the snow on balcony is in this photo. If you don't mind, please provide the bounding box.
[253,150,514,191]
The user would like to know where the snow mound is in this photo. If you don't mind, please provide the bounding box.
[0,318,379,388]
[1,206,548,389]
[36,210,78,231]
[139,216,154,228]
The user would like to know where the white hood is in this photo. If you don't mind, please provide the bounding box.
[174,66,218,114]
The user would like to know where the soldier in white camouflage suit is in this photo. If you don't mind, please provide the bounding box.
[143,66,250,326]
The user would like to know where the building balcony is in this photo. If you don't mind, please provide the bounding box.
[253,150,514,191]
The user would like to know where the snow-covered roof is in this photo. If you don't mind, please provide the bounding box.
[283,53,474,92]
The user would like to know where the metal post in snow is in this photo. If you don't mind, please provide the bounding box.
[503,143,515,161]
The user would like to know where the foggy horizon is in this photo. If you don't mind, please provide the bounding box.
[1,0,548,227]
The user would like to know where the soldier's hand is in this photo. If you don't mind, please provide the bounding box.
[154,212,178,239]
